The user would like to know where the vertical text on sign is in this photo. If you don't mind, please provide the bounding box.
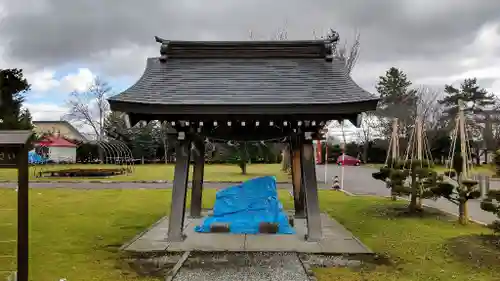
[0,147,19,167]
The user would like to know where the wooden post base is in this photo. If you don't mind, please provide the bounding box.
[210,223,230,233]
[258,222,279,234]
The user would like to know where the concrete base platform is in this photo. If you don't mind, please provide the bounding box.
[121,212,373,255]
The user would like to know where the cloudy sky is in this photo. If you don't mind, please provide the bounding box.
[1,0,500,137]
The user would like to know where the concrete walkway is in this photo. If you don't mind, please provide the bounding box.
[123,212,372,254]
[317,165,498,225]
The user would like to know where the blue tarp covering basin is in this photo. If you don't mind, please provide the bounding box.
[195,176,295,234]
[28,150,48,164]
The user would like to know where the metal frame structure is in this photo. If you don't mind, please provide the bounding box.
[0,130,32,281]
[108,37,379,243]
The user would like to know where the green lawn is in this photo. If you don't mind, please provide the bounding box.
[0,163,290,182]
[0,189,498,281]
[316,194,499,281]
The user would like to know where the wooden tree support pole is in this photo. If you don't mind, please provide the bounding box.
[415,117,423,208]
[457,99,470,225]
[416,118,423,162]
[458,100,468,179]
[389,118,399,200]
[391,118,399,161]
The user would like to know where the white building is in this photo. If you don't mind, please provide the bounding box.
[36,135,78,163]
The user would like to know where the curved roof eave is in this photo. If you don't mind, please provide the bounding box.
[108,57,378,110]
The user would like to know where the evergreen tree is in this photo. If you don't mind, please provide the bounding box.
[480,179,500,233]
[0,68,33,130]
[375,67,418,138]
[104,111,133,142]
[129,122,157,163]
[429,132,452,164]
[19,108,33,130]
[434,155,481,225]
[438,78,495,131]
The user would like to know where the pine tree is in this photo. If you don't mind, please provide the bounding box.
[480,188,500,233]
[130,123,157,163]
[375,67,418,138]
[0,68,33,130]
[438,78,495,131]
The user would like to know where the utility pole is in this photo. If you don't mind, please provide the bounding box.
[324,138,328,184]
[458,100,468,179]
[340,142,345,190]
[340,121,347,190]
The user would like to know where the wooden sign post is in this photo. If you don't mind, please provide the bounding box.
[0,131,32,281]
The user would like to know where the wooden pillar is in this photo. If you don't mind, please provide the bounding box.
[190,138,205,218]
[17,147,29,281]
[290,136,305,218]
[301,134,322,241]
[167,133,191,242]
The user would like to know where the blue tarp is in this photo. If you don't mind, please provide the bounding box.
[195,176,295,234]
[28,151,48,164]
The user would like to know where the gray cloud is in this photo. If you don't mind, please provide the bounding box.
[475,78,498,89]
[1,0,500,92]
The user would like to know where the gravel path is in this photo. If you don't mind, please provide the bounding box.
[173,252,309,281]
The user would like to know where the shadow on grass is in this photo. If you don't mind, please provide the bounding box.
[446,234,500,269]
[356,254,394,271]
[368,204,457,221]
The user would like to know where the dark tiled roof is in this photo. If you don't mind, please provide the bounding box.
[156,39,330,59]
[109,44,377,106]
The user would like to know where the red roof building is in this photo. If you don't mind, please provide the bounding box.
[35,135,78,163]
[36,136,78,148]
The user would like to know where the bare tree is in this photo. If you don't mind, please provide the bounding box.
[65,77,111,141]
[333,31,360,74]
[474,98,500,162]
[273,27,288,41]
[357,112,380,162]
[326,29,362,152]
[155,121,176,164]
[260,27,293,172]
[254,28,362,168]
[415,86,444,131]
[487,100,500,144]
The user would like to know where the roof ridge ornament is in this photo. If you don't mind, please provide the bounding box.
[155,36,170,63]
[324,29,339,62]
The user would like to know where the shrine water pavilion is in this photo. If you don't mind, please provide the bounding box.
[109,36,378,253]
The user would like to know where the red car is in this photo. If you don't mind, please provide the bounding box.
[336,155,361,166]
